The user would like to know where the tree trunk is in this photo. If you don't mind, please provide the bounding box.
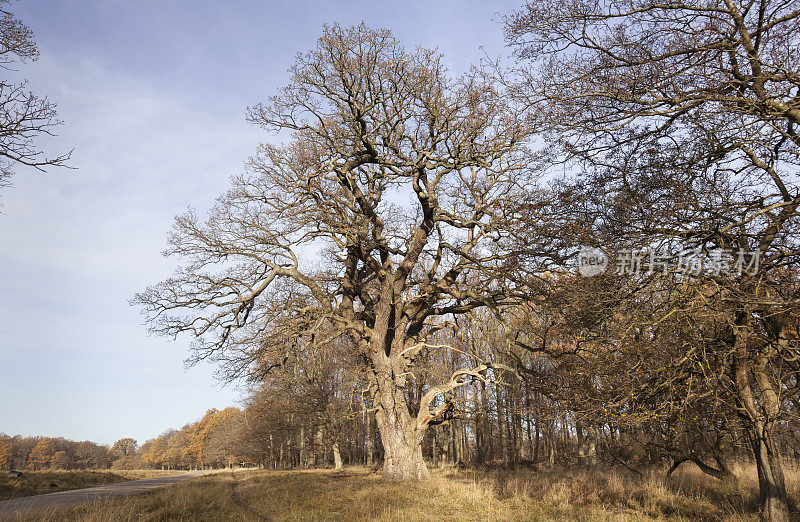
[447,420,456,465]
[299,425,306,469]
[350,416,356,465]
[314,426,324,467]
[525,386,534,461]
[372,357,430,481]
[432,426,439,467]
[375,407,429,480]
[513,389,523,463]
[268,433,274,468]
[711,430,735,481]
[584,425,598,465]
[751,430,789,522]
[732,311,790,521]
[576,422,586,464]
[456,419,465,464]
[365,410,375,466]
[476,381,488,463]
[332,440,343,470]
[498,387,509,464]
[462,418,469,464]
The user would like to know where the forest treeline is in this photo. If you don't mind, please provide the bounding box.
[0,408,248,471]
[3,323,799,475]
[0,433,135,471]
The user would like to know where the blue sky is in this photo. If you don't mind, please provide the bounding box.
[0,0,519,446]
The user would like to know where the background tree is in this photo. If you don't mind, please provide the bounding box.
[0,0,70,190]
[0,435,13,470]
[27,437,59,470]
[111,438,138,458]
[203,408,246,468]
[139,431,173,470]
[110,437,139,469]
[74,440,111,470]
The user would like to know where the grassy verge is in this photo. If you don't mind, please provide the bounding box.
[22,462,800,521]
[0,470,186,501]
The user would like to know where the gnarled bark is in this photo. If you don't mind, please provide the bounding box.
[733,315,790,521]
[373,374,429,480]
[750,430,789,522]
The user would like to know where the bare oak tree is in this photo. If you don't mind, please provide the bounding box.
[135,24,532,481]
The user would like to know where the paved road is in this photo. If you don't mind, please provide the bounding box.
[0,470,211,519]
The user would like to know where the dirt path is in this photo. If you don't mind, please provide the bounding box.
[0,470,213,518]
[225,469,270,521]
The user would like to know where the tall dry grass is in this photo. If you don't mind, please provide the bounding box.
[14,461,800,521]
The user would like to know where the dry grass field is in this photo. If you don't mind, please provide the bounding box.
[12,462,800,521]
[0,470,186,501]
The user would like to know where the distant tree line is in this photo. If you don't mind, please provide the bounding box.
[9,298,799,476]
[0,409,248,471]
[0,434,124,471]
